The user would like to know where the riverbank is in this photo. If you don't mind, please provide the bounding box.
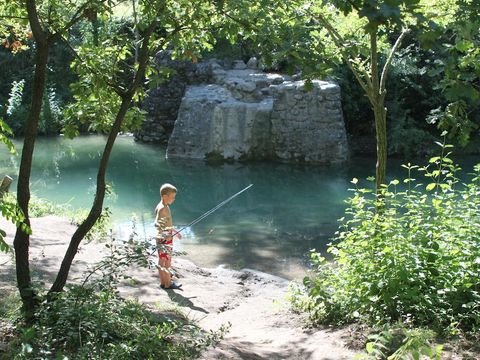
[0,216,359,359]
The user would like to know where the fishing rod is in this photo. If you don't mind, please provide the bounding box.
[150,184,253,257]
[172,183,253,237]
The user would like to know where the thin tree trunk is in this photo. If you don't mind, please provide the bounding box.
[49,97,131,293]
[369,29,387,191]
[49,23,156,293]
[13,0,50,320]
[374,106,387,189]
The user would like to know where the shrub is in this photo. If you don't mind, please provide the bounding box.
[7,286,225,360]
[358,324,443,360]
[297,141,480,337]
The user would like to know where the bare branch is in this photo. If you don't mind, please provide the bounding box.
[380,28,410,95]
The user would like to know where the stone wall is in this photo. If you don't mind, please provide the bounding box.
[138,56,349,164]
[270,81,348,163]
[135,51,215,143]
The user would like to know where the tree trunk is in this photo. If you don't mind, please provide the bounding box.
[369,29,387,191]
[49,22,155,294]
[49,97,132,293]
[374,106,387,189]
[13,0,50,320]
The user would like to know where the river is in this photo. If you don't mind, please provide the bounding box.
[1,135,477,279]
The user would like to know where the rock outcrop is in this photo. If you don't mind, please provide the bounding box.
[138,56,349,164]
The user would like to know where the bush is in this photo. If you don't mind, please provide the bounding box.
[296,142,480,337]
[6,286,225,360]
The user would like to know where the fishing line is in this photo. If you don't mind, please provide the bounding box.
[172,183,253,237]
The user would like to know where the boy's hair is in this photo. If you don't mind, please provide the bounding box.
[160,183,177,196]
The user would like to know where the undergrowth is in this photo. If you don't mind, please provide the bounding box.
[291,139,480,358]
[1,221,226,359]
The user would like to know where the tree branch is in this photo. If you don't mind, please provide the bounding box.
[0,15,29,20]
[310,12,370,93]
[379,27,410,95]
[26,0,48,46]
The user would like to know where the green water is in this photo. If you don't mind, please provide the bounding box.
[2,135,476,279]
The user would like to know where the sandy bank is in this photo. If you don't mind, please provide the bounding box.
[0,216,358,359]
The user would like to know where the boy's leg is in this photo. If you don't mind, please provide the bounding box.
[158,256,171,288]
[164,257,172,287]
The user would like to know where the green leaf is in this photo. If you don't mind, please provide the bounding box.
[455,40,473,52]
[366,342,374,354]
[0,236,11,253]
[426,183,436,191]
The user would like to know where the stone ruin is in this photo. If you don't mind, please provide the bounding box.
[136,54,349,164]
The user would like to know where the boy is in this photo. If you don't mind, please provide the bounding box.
[155,183,182,290]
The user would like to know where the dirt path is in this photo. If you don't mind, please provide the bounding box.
[0,216,359,359]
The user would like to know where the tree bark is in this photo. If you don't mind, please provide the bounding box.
[369,29,387,191]
[13,0,50,320]
[0,175,13,198]
[374,105,387,190]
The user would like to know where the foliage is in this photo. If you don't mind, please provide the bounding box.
[295,141,480,337]
[418,0,480,147]
[0,118,15,155]
[0,43,75,136]
[62,0,223,138]
[0,194,30,247]
[218,0,479,159]
[6,80,25,117]
[81,223,152,288]
[3,226,226,359]
[6,286,225,360]
[248,0,420,188]
[357,324,443,360]
[387,99,436,157]
[5,79,63,135]
[0,116,29,252]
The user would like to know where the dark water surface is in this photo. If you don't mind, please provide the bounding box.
[1,135,477,279]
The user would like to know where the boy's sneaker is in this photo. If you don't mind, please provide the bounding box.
[168,282,182,290]
[161,282,182,290]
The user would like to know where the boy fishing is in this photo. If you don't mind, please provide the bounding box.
[155,183,182,290]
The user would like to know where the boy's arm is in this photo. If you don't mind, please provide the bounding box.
[172,228,182,239]
[155,207,182,239]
